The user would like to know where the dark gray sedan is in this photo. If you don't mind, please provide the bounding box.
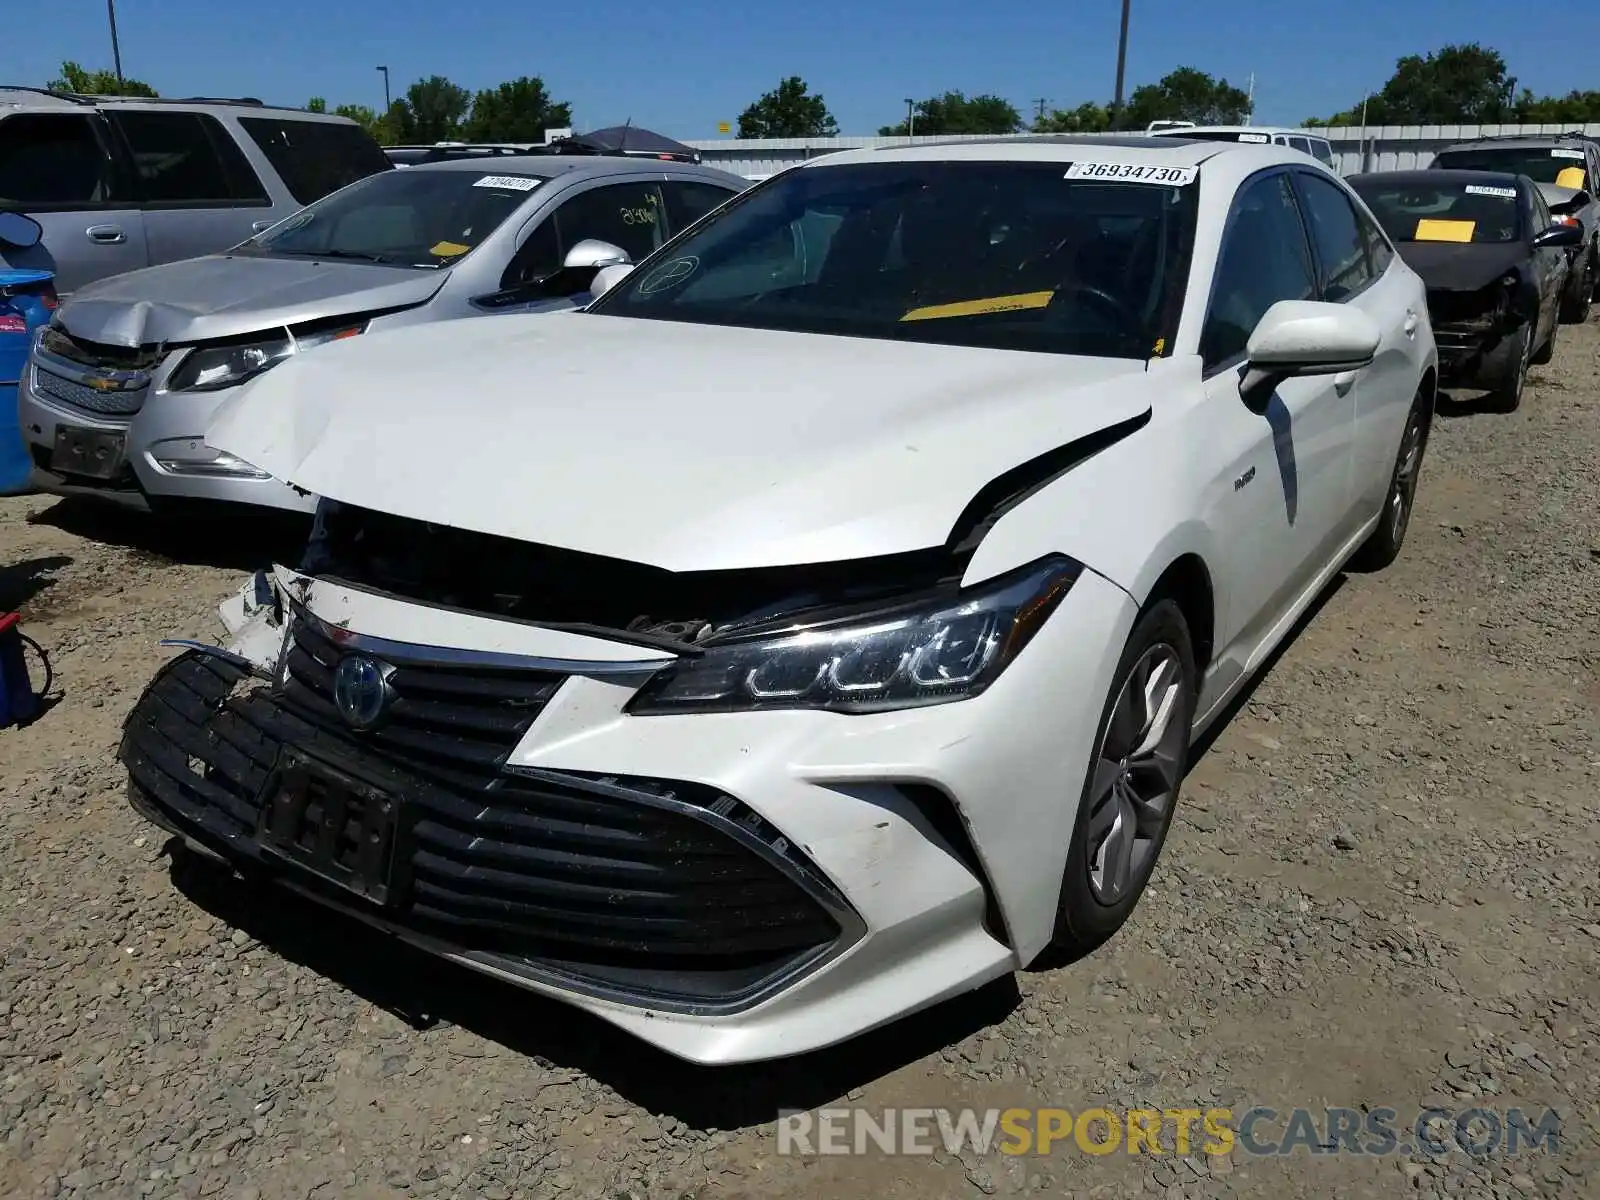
[19,154,747,512]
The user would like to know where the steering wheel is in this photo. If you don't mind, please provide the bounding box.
[1050,280,1141,329]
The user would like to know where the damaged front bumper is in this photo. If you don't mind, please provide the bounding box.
[1426,282,1524,385]
[120,566,1134,1063]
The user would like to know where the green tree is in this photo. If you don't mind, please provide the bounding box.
[1120,67,1251,130]
[1034,101,1111,133]
[879,91,1021,137]
[737,76,838,138]
[1513,88,1600,125]
[48,60,157,97]
[306,97,327,113]
[462,77,572,143]
[399,75,471,142]
[333,103,385,140]
[1312,44,1516,126]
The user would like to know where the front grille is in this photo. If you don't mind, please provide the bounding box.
[279,614,564,790]
[120,652,848,1008]
[33,365,148,416]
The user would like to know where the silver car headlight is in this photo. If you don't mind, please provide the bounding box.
[167,323,366,393]
[627,555,1080,716]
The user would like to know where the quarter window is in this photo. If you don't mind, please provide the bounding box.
[107,111,267,205]
[1201,173,1317,369]
[1294,173,1374,301]
[0,113,123,207]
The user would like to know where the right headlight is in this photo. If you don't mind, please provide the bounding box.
[626,555,1080,716]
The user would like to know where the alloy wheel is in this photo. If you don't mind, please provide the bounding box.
[1388,412,1425,546]
[1084,643,1187,905]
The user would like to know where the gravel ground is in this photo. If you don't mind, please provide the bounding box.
[2,319,1598,1200]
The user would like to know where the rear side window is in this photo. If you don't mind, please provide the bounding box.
[238,117,392,205]
[1294,173,1375,301]
[107,111,268,205]
[1309,139,1336,166]
[0,113,125,208]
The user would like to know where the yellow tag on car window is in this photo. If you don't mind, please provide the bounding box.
[1556,166,1586,190]
[1414,219,1475,243]
[430,241,470,257]
[900,290,1055,322]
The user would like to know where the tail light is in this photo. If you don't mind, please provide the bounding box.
[39,281,57,311]
[1552,214,1581,228]
[0,315,25,334]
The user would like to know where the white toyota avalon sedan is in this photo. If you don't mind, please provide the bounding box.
[121,135,1438,1064]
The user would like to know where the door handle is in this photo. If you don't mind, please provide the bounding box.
[1333,370,1359,395]
[251,220,273,233]
[86,224,126,245]
[1403,309,1419,337]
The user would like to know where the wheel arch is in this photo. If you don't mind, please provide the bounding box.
[1144,552,1215,677]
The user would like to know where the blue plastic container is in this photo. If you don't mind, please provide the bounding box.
[0,267,55,496]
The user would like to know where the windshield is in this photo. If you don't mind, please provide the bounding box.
[1432,147,1591,188]
[1351,178,1523,244]
[245,168,545,268]
[590,161,1197,359]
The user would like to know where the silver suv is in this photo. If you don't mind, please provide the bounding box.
[0,87,391,294]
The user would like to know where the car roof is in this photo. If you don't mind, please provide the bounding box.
[1348,168,1528,189]
[0,86,359,123]
[1150,124,1327,138]
[1438,133,1592,150]
[401,154,746,184]
[810,133,1271,169]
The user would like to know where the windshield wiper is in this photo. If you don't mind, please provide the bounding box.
[275,248,396,264]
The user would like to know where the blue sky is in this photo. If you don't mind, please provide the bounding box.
[7,0,1596,137]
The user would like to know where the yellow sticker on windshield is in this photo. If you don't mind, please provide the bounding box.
[430,240,470,257]
[1414,219,1475,243]
[1556,166,1586,190]
[900,290,1055,322]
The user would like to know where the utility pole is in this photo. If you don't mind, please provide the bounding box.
[1034,98,1049,124]
[904,97,915,139]
[107,0,124,86]
[1111,0,1132,130]
[377,65,391,113]
[1244,73,1255,125]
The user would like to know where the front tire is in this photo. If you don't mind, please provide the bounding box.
[1349,388,1430,573]
[1048,599,1195,957]
[1559,251,1593,323]
[1484,322,1530,412]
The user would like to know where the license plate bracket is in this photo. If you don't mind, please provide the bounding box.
[51,425,126,480]
[257,749,401,905]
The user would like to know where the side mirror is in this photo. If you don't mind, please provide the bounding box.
[0,211,43,249]
[563,239,631,271]
[1532,222,1583,249]
[1240,300,1381,408]
[590,263,634,300]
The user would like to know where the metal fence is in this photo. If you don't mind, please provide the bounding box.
[686,123,1600,178]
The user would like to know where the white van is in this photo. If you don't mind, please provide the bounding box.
[1147,124,1337,169]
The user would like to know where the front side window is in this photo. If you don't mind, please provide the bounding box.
[592,160,1198,360]
[238,117,392,205]
[245,168,543,268]
[662,180,741,234]
[1309,139,1336,166]
[1348,177,1524,246]
[1295,173,1375,301]
[552,181,669,263]
[107,111,267,205]
[1201,173,1317,368]
[0,114,122,208]
[1433,146,1590,188]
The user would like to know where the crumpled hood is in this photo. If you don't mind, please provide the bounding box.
[1398,241,1528,294]
[58,253,448,347]
[206,313,1159,573]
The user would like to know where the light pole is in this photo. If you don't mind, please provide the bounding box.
[377,65,391,113]
[904,97,915,139]
[107,0,124,86]
[1111,0,1131,130]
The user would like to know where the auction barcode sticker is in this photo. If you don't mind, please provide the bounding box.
[1465,184,1517,197]
[473,175,541,190]
[1551,149,1585,160]
[1065,162,1197,185]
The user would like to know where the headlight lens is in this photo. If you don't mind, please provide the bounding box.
[167,323,365,392]
[627,555,1080,715]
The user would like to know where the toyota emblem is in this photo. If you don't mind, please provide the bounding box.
[332,654,394,729]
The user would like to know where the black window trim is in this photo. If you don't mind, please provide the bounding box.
[106,109,272,211]
[1198,165,1319,379]
[1288,166,1383,306]
[0,111,138,213]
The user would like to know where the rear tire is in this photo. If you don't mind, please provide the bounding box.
[1047,599,1195,958]
[1349,388,1430,573]
[1483,322,1530,412]
[1559,252,1593,323]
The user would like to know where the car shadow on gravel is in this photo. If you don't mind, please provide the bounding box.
[165,843,1021,1129]
[1435,387,1505,419]
[28,496,312,571]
